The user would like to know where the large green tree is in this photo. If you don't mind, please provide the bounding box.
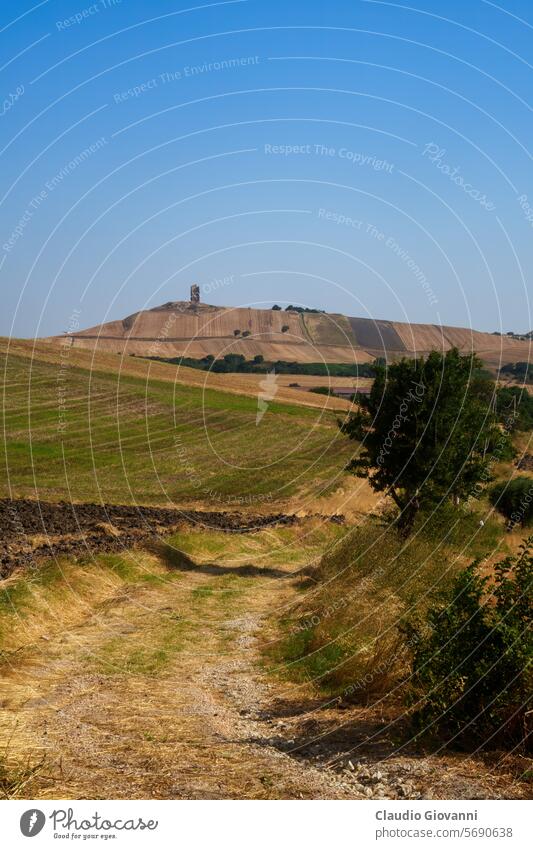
[341,348,504,532]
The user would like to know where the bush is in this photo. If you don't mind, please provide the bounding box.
[404,539,533,749]
[496,386,533,430]
[281,325,289,333]
[490,477,533,528]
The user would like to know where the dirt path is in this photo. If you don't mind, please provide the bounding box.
[0,544,526,800]
[0,546,358,799]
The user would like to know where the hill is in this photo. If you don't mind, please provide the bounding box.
[47,298,532,370]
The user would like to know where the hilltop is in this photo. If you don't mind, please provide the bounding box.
[48,299,532,370]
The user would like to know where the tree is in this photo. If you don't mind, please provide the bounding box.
[233,329,241,336]
[281,325,289,333]
[253,355,264,364]
[340,348,504,532]
[272,304,282,310]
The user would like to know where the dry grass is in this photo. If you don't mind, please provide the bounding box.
[0,518,528,800]
[0,523,352,799]
[0,747,48,800]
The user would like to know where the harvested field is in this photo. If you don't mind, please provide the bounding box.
[348,317,407,353]
[1,337,352,411]
[0,341,356,508]
[302,312,357,348]
[77,302,307,343]
[61,334,374,365]
[391,321,532,367]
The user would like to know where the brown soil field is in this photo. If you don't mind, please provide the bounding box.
[0,499,318,579]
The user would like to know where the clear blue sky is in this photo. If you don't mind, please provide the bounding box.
[1,0,532,338]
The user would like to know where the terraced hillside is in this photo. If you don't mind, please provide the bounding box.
[49,299,532,370]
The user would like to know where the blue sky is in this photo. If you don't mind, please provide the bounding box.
[1,0,532,337]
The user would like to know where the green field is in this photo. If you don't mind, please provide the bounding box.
[1,350,353,506]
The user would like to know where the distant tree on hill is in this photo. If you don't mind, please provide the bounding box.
[271,304,282,310]
[341,349,505,533]
[233,329,241,336]
[500,362,533,384]
[284,305,325,313]
[242,330,251,337]
[281,325,289,333]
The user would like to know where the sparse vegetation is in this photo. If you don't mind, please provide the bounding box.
[0,751,47,800]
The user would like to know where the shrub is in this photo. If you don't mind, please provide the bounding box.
[404,539,533,749]
[496,386,533,430]
[242,330,251,337]
[281,325,289,333]
[490,477,533,528]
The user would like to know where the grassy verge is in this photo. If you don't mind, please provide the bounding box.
[268,508,504,703]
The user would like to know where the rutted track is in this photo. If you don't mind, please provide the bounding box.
[0,499,338,579]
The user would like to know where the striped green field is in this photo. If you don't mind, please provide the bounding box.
[1,345,354,507]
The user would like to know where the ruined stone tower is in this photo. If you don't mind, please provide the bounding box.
[190,284,200,304]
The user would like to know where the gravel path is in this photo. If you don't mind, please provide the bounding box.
[0,542,526,800]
